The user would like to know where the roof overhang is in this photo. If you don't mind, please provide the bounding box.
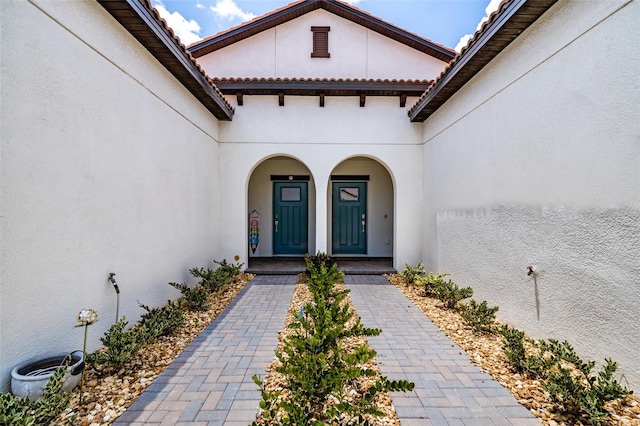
[189,0,456,62]
[98,0,234,121]
[212,78,432,107]
[408,0,558,122]
[213,78,431,97]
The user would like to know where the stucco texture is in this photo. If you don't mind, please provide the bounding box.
[0,1,224,390]
[421,0,640,390]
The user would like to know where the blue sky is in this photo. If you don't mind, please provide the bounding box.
[152,0,501,51]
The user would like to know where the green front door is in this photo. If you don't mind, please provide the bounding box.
[273,182,308,255]
[332,182,367,254]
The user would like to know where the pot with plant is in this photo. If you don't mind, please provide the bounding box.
[10,308,97,401]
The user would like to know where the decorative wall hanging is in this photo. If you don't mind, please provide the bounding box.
[249,210,260,254]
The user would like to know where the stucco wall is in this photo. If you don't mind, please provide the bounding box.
[421,0,640,390]
[217,95,424,268]
[197,9,446,80]
[0,1,224,391]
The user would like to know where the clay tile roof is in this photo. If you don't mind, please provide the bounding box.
[408,0,558,122]
[98,0,234,120]
[188,0,455,62]
[211,77,433,97]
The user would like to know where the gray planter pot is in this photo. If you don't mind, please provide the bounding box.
[11,351,85,401]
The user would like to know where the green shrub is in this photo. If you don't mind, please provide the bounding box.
[254,258,414,424]
[213,258,244,278]
[88,317,146,366]
[400,262,426,283]
[304,251,336,273]
[169,281,209,311]
[433,279,473,309]
[190,259,244,292]
[138,299,185,340]
[0,365,73,426]
[188,266,219,292]
[415,271,450,295]
[497,325,551,376]
[189,259,244,292]
[541,340,632,425]
[459,299,499,332]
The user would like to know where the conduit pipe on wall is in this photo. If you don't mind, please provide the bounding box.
[108,273,120,323]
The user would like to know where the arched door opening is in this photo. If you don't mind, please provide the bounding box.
[328,157,394,259]
[247,156,316,258]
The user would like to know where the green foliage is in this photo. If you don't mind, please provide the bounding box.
[213,258,244,278]
[415,271,450,296]
[189,259,244,292]
[304,251,336,273]
[400,262,426,284]
[87,317,146,366]
[433,278,473,309]
[138,299,185,340]
[169,281,209,311]
[497,325,552,376]
[541,340,632,425]
[459,299,499,332]
[255,257,414,424]
[0,365,73,426]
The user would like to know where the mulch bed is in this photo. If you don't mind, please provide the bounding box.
[58,273,254,425]
[253,274,400,425]
[54,272,640,425]
[385,273,640,426]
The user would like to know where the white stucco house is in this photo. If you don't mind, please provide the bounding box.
[1,0,638,393]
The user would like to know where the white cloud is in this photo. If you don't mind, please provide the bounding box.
[454,0,502,52]
[152,1,202,45]
[210,0,256,22]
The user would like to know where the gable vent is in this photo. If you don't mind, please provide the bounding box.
[311,26,330,58]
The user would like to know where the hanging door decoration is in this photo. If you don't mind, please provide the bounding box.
[249,210,260,254]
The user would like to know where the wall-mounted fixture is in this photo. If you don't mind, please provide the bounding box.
[109,272,120,323]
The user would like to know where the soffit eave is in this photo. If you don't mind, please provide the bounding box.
[408,0,558,123]
[98,0,234,121]
[212,79,433,97]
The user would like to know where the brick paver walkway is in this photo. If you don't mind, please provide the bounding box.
[345,275,540,425]
[115,274,540,425]
[114,276,295,426]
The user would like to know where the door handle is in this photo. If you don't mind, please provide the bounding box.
[275,220,279,232]
[361,220,365,232]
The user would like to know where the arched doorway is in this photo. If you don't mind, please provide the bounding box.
[328,157,394,258]
[247,156,316,257]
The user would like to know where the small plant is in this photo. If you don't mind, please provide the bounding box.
[138,299,185,340]
[304,251,336,273]
[415,271,450,295]
[87,317,146,366]
[497,325,551,376]
[541,340,632,425]
[459,299,499,332]
[400,262,426,283]
[189,259,244,292]
[0,364,73,425]
[433,278,473,309]
[213,258,244,278]
[255,257,414,424]
[169,281,209,311]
